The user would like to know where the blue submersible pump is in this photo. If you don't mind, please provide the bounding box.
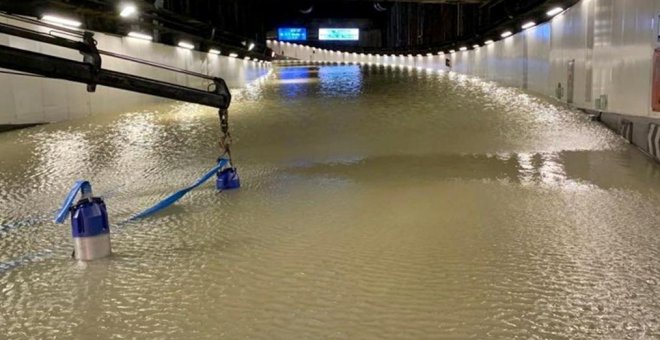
[55,180,111,261]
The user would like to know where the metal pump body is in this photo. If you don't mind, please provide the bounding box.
[71,196,111,260]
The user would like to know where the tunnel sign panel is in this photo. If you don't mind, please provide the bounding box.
[319,28,360,41]
[278,28,307,41]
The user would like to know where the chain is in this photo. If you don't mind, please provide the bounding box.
[218,109,232,160]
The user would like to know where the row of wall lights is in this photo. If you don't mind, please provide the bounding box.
[39,4,261,61]
[269,5,566,58]
[41,4,566,58]
[450,5,565,54]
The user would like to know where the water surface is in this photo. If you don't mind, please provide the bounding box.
[1,65,660,339]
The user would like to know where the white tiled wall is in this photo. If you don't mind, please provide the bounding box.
[0,16,272,125]
[269,0,660,119]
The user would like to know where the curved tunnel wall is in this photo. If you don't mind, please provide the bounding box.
[0,16,272,126]
[268,0,660,159]
[270,0,659,119]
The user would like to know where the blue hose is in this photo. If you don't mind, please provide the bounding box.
[1,158,231,274]
[54,180,92,224]
[129,158,228,220]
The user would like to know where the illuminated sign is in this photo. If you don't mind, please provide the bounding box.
[278,28,307,41]
[319,28,360,41]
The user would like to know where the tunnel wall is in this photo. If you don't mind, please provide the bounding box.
[451,0,660,121]
[268,0,660,159]
[0,16,271,126]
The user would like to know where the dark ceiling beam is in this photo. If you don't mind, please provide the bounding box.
[0,0,271,59]
[304,0,486,3]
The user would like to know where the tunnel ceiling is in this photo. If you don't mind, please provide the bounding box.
[297,0,487,3]
[0,0,579,55]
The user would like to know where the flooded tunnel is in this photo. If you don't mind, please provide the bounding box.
[1,0,660,339]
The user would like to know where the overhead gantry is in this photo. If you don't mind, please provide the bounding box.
[0,14,231,110]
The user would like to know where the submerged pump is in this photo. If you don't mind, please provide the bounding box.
[216,108,241,190]
[55,181,111,261]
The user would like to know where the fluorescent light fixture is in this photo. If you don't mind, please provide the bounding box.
[120,4,137,18]
[178,41,195,49]
[127,31,152,41]
[229,53,239,58]
[501,31,513,38]
[522,21,536,29]
[41,14,81,27]
[547,7,564,17]
[484,40,494,45]
[473,44,480,49]
[459,46,467,51]
[209,49,221,55]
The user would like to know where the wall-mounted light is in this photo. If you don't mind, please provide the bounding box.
[449,49,456,54]
[248,42,255,51]
[178,41,195,50]
[41,14,82,28]
[209,49,221,55]
[119,4,137,18]
[459,46,467,51]
[426,53,433,57]
[484,40,494,45]
[127,31,152,41]
[547,7,564,17]
[229,53,239,58]
[501,31,513,38]
[522,21,536,29]
[473,44,480,49]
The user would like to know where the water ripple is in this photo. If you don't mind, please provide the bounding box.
[0,65,659,339]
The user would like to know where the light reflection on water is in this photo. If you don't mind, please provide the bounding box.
[1,64,660,339]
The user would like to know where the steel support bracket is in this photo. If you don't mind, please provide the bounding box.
[80,31,101,92]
